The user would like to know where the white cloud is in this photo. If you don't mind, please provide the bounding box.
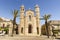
[1,17,10,21]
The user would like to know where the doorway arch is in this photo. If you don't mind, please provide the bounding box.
[28,24,32,33]
[37,27,39,34]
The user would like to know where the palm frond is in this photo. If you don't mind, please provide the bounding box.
[16,15,20,17]
[13,10,18,18]
[42,14,51,20]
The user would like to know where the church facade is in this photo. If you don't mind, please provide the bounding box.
[19,5,41,36]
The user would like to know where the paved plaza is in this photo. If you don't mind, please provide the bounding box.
[0,35,59,40]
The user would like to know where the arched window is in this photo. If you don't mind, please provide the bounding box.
[29,15,31,21]
[21,27,23,33]
[28,24,32,33]
[37,27,39,34]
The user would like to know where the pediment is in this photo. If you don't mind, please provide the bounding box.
[26,10,34,15]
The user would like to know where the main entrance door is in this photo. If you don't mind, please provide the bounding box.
[28,24,32,33]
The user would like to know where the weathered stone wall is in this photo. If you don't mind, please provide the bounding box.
[19,5,41,36]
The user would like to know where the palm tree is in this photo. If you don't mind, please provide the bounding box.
[41,14,51,38]
[11,10,19,36]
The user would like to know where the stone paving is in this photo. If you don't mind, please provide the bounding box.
[0,35,59,40]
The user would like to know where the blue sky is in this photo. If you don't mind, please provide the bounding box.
[0,0,60,25]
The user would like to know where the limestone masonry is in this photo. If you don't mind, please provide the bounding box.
[19,5,41,36]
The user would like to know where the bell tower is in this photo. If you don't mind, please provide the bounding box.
[35,4,41,35]
[35,4,40,17]
[19,5,25,35]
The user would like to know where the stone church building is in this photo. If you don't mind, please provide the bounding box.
[19,5,41,36]
[0,5,41,36]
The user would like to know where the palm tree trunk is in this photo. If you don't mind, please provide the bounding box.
[45,20,49,38]
[11,18,16,36]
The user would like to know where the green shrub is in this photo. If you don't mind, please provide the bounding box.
[4,27,9,31]
[53,30,58,34]
[4,27,9,34]
[0,27,2,31]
